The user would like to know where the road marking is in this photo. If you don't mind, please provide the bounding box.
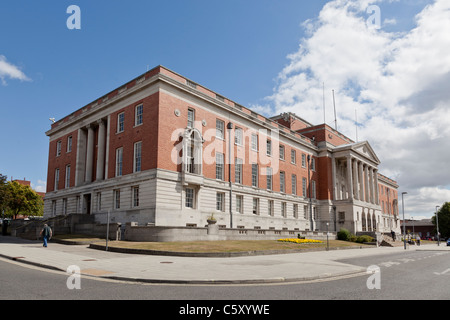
[434,268,450,276]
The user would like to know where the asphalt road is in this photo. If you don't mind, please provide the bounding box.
[1,249,448,303]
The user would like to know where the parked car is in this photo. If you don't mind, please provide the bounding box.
[446,238,450,246]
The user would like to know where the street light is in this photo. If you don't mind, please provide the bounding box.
[326,222,329,251]
[401,192,407,250]
[307,155,314,231]
[435,205,440,246]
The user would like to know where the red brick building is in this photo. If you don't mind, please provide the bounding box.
[44,66,400,235]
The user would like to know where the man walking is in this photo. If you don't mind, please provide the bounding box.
[40,224,52,247]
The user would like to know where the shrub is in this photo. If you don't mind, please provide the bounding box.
[337,228,351,241]
[356,235,374,243]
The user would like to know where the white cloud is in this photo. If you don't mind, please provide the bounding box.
[32,180,47,193]
[0,55,31,85]
[261,0,450,218]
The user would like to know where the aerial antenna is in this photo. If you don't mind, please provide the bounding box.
[332,90,337,131]
[322,82,326,124]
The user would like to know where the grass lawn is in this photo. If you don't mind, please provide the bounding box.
[54,234,371,253]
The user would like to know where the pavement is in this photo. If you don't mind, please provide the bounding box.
[1,235,449,285]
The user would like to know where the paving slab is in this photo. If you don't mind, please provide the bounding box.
[1,236,447,284]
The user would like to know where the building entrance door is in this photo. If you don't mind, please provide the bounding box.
[83,194,91,214]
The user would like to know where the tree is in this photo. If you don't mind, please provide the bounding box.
[431,202,450,239]
[3,181,43,219]
[0,174,8,214]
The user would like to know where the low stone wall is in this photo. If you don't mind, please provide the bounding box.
[124,222,337,242]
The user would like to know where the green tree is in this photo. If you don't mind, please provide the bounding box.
[3,181,43,219]
[0,174,8,215]
[432,202,450,239]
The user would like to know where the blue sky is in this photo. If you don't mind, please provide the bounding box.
[1,0,448,218]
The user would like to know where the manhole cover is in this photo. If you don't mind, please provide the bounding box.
[82,259,97,261]
[160,261,173,264]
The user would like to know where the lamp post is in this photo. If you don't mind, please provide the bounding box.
[435,205,440,246]
[401,192,407,250]
[307,155,314,232]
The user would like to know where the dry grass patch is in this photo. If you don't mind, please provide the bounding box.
[97,239,368,253]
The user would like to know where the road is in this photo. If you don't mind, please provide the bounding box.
[1,249,448,302]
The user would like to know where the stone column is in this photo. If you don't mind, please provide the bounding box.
[358,162,364,201]
[75,128,87,186]
[374,169,379,205]
[369,167,374,204]
[347,156,353,200]
[364,165,369,203]
[96,119,106,181]
[332,157,337,200]
[85,124,94,183]
[353,159,359,200]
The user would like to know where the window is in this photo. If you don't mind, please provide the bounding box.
[216,152,224,180]
[135,104,143,126]
[184,130,202,175]
[236,195,243,213]
[281,202,287,218]
[117,112,125,133]
[279,145,285,160]
[216,192,225,211]
[251,133,258,151]
[266,167,272,190]
[235,158,243,184]
[54,168,59,191]
[132,186,139,207]
[268,200,274,216]
[67,136,72,153]
[302,154,306,167]
[186,140,194,173]
[252,198,259,215]
[63,198,68,215]
[291,174,297,195]
[311,157,316,171]
[291,149,296,164]
[185,188,194,208]
[114,189,120,209]
[266,139,272,156]
[293,204,298,218]
[339,211,345,223]
[116,147,123,177]
[302,177,307,197]
[187,80,197,89]
[251,163,258,187]
[216,119,224,139]
[304,205,308,219]
[134,141,142,173]
[235,127,243,145]
[187,108,195,128]
[312,180,316,199]
[56,141,62,157]
[52,200,57,215]
[280,171,285,193]
[65,165,71,189]
[96,192,101,211]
